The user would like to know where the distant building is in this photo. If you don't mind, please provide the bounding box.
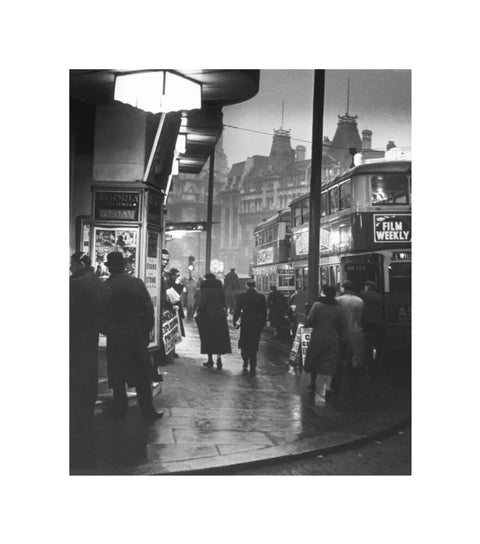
[217,113,394,275]
[165,136,229,276]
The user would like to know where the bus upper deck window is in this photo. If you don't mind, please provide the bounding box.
[321,192,328,217]
[339,181,352,210]
[371,174,409,205]
[330,186,339,213]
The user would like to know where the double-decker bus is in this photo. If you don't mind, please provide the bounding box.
[290,157,411,353]
[251,209,295,298]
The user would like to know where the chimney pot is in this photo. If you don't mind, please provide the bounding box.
[362,129,372,151]
[295,145,306,162]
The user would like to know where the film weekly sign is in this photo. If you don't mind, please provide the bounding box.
[94,191,140,221]
[374,214,411,243]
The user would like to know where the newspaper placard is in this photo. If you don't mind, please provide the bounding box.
[300,327,312,366]
[289,325,302,365]
[162,309,182,355]
[146,231,160,347]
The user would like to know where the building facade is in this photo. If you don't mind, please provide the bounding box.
[164,137,230,277]
[216,112,393,275]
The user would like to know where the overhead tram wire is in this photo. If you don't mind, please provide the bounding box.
[222,123,411,154]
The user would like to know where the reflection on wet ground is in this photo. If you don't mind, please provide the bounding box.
[75,320,409,474]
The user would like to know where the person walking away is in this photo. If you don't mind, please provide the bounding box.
[166,268,186,353]
[105,252,163,420]
[233,280,267,374]
[336,280,365,395]
[224,267,241,314]
[184,276,197,320]
[288,289,298,338]
[266,285,289,337]
[196,272,231,368]
[70,252,111,468]
[359,280,385,377]
[303,285,348,397]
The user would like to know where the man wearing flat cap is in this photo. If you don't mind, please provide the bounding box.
[105,251,163,420]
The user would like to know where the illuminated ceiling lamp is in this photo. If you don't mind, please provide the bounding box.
[115,70,202,184]
[114,70,201,114]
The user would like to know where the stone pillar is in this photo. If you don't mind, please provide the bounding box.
[93,104,148,182]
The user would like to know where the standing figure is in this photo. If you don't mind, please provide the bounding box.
[336,280,365,394]
[233,280,267,374]
[166,267,186,340]
[196,272,231,368]
[70,252,111,468]
[288,289,298,338]
[304,285,348,395]
[266,285,289,337]
[224,267,241,314]
[184,276,197,320]
[359,280,385,376]
[105,252,163,420]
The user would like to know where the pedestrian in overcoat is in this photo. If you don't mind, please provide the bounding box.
[105,252,163,420]
[336,280,365,393]
[224,268,241,314]
[233,280,267,373]
[266,285,289,337]
[304,285,348,394]
[196,272,231,368]
[70,252,111,468]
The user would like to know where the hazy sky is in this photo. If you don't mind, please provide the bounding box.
[222,69,411,167]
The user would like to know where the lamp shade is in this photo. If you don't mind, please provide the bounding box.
[114,71,201,114]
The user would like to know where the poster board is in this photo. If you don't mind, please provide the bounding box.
[289,325,312,367]
[145,231,161,347]
[92,227,139,279]
[300,327,312,366]
[162,309,182,355]
[289,325,302,365]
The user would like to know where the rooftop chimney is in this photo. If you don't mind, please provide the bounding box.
[362,129,372,150]
[296,145,306,162]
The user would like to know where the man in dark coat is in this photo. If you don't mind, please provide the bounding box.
[105,252,163,420]
[196,273,231,368]
[266,285,289,337]
[233,280,267,373]
[70,252,111,468]
[224,267,241,314]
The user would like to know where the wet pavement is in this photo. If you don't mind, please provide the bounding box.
[72,320,411,475]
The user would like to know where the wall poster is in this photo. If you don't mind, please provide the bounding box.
[93,227,138,279]
[146,231,161,347]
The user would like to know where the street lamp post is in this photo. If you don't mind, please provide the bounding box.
[307,70,326,312]
[205,149,215,274]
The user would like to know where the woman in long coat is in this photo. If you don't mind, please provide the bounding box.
[195,273,231,368]
[304,285,348,393]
